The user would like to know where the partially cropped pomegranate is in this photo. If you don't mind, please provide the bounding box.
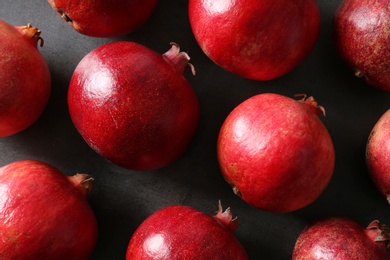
[0,160,98,259]
[0,21,51,137]
[293,217,390,259]
[334,0,390,91]
[188,0,320,80]
[126,202,248,259]
[68,42,199,171]
[48,0,159,37]
[217,93,335,213]
[366,109,390,202]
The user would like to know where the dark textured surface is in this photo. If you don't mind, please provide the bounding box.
[1,1,390,259]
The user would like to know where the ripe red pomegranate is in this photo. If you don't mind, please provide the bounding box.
[68,42,199,171]
[217,93,335,213]
[0,160,98,259]
[292,217,390,259]
[188,0,320,80]
[0,21,51,137]
[366,109,390,202]
[48,0,159,37]
[126,202,248,259]
[334,0,390,91]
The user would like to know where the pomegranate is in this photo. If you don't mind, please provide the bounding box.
[217,93,335,213]
[292,217,390,259]
[0,160,98,259]
[126,201,248,259]
[366,109,390,202]
[68,42,199,171]
[188,0,320,80]
[0,21,51,137]
[48,0,159,37]
[334,0,390,91]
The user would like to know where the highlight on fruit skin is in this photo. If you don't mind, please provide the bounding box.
[0,20,51,137]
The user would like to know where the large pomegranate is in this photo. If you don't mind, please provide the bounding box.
[217,93,335,213]
[68,42,199,171]
[126,202,248,259]
[366,109,390,202]
[292,217,390,259]
[48,0,159,37]
[0,21,51,137]
[188,0,320,80]
[334,0,390,91]
[0,160,98,259]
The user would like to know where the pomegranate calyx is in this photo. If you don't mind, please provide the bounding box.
[16,23,44,48]
[68,173,94,196]
[162,42,196,75]
[366,220,390,249]
[214,200,239,233]
[295,94,326,117]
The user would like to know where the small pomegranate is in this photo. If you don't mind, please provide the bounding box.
[126,201,248,259]
[217,93,335,212]
[48,0,159,37]
[0,160,98,259]
[188,0,320,80]
[68,42,199,171]
[334,0,390,91]
[0,21,51,137]
[366,109,390,202]
[292,217,390,259]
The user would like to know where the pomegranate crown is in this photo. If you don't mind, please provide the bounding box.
[214,200,239,232]
[295,94,326,117]
[17,23,44,47]
[367,220,390,250]
[162,42,196,75]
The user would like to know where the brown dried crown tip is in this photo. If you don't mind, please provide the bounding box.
[295,94,326,117]
[17,23,44,47]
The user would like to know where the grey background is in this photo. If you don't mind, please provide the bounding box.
[1,0,390,259]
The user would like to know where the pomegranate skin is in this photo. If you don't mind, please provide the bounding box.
[0,160,98,259]
[292,218,390,259]
[334,0,390,91]
[188,0,320,80]
[126,202,248,259]
[48,0,158,37]
[217,93,335,213]
[366,109,390,202]
[0,21,51,137]
[68,42,199,171]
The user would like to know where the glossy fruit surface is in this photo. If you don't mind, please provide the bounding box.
[68,42,199,171]
[334,0,390,91]
[292,218,390,259]
[126,202,248,259]
[48,0,159,37]
[366,109,390,202]
[0,21,51,137]
[217,93,335,212]
[188,0,320,80]
[0,160,98,259]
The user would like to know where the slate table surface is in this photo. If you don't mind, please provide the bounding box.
[1,1,390,259]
